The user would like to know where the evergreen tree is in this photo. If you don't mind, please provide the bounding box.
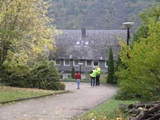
[106,47,114,84]
[71,66,75,79]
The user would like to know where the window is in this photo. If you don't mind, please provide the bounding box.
[93,61,98,66]
[76,41,80,45]
[105,61,108,67]
[85,41,89,46]
[55,60,61,65]
[74,60,79,66]
[86,60,92,66]
[64,60,70,66]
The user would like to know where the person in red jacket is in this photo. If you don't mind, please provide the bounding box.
[74,71,81,89]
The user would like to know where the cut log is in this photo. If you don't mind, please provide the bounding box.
[128,108,141,115]
[147,113,160,120]
[130,110,147,120]
[119,102,160,120]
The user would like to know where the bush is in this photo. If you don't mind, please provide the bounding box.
[114,89,159,102]
[28,60,61,90]
[0,63,30,87]
[0,60,61,90]
[60,82,66,90]
[115,90,139,100]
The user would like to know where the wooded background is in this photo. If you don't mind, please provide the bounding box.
[48,0,157,30]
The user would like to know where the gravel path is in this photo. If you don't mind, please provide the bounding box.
[0,82,119,120]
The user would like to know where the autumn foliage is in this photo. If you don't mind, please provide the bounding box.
[0,0,60,89]
[0,0,58,67]
[115,5,160,101]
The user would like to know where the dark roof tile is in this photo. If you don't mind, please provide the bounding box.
[53,30,126,60]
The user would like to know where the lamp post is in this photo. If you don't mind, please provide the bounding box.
[122,22,134,45]
[78,63,83,74]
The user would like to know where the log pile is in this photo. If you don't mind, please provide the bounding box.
[119,102,160,120]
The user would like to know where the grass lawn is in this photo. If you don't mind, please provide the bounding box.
[0,86,65,103]
[80,98,139,120]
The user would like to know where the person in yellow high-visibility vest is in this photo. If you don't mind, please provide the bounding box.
[95,66,101,86]
[89,67,97,87]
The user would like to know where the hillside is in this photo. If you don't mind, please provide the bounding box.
[48,0,159,30]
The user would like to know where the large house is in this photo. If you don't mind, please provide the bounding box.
[51,29,126,79]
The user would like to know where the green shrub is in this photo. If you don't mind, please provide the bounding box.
[115,90,139,100]
[28,60,61,90]
[114,89,159,102]
[0,62,30,87]
[0,60,61,90]
[60,82,66,90]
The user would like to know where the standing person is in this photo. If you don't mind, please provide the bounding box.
[75,71,81,89]
[95,66,101,86]
[89,67,97,87]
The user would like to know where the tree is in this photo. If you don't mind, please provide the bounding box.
[106,47,114,84]
[115,4,160,101]
[131,4,160,44]
[114,55,126,84]
[0,0,58,68]
[116,18,160,101]
[71,66,75,79]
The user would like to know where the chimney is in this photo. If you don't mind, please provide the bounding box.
[81,27,86,38]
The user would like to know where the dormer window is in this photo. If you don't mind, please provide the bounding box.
[85,41,89,46]
[76,41,80,45]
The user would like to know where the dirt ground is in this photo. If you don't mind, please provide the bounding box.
[0,82,119,120]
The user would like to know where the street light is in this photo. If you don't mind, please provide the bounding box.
[122,22,134,45]
[78,63,83,74]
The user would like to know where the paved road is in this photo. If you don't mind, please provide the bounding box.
[0,82,119,120]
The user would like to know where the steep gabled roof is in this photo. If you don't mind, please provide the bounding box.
[53,30,126,60]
